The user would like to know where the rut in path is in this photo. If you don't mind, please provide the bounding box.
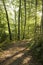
[0,40,41,65]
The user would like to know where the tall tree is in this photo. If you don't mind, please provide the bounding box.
[34,0,37,43]
[23,0,26,39]
[21,9,23,39]
[2,0,12,40]
[18,0,21,40]
[41,0,43,34]
[14,10,17,39]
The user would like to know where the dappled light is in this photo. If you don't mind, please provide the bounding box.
[22,57,32,64]
[0,0,43,65]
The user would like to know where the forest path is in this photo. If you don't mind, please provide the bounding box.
[0,39,41,65]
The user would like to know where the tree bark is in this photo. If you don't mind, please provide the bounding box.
[41,0,43,33]
[34,0,37,43]
[15,10,17,39]
[18,0,21,40]
[2,0,12,40]
[23,0,26,39]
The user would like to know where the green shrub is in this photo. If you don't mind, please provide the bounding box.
[0,32,8,43]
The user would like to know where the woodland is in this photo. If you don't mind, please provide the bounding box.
[0,0,43,65]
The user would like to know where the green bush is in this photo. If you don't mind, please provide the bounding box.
[0,32,8,43]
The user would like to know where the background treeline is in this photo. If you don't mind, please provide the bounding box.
[0,0,41,41]
[0,0,43,64]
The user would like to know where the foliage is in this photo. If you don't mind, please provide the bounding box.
[0,0,43,64]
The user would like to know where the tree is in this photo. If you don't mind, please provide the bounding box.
[23,0,26,39]
[2,0,12,40]
[14,10,17,39]
[34,0,37,43]
[18,0,21,40]
[41,0,43,34]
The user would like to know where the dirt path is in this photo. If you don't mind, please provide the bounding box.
[0,40,41,65]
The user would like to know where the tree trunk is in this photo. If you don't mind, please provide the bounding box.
[40,0,43,43]
[21,10,23,40]
[23,0,26,39]
[15,10,17,39]
[2,0,12,40]
[18,0,21,40]
[41,0,43,34]
[34,0,37,43]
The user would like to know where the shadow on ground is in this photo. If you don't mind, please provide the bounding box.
[0,40,42,65]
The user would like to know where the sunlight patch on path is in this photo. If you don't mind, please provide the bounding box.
[13,53,24,58]
[0,40,31,65]
[22,56,32,64]
[0,47,25,58]
[3,53,24,65]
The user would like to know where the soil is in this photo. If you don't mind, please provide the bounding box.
[0,40,41,65]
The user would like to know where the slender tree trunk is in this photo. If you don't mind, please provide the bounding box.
[18,0,21,40]
[15,10,17,39]
[28,0,31,39]
[2,0,12,40]
[34,0,37,43]
[41,0,43,34]
[28,25,29,38]
[21,10,23,39]
[23,0,26,39]
[40,0,43,44]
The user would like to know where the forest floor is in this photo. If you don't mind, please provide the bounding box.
[0,39,42,65]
